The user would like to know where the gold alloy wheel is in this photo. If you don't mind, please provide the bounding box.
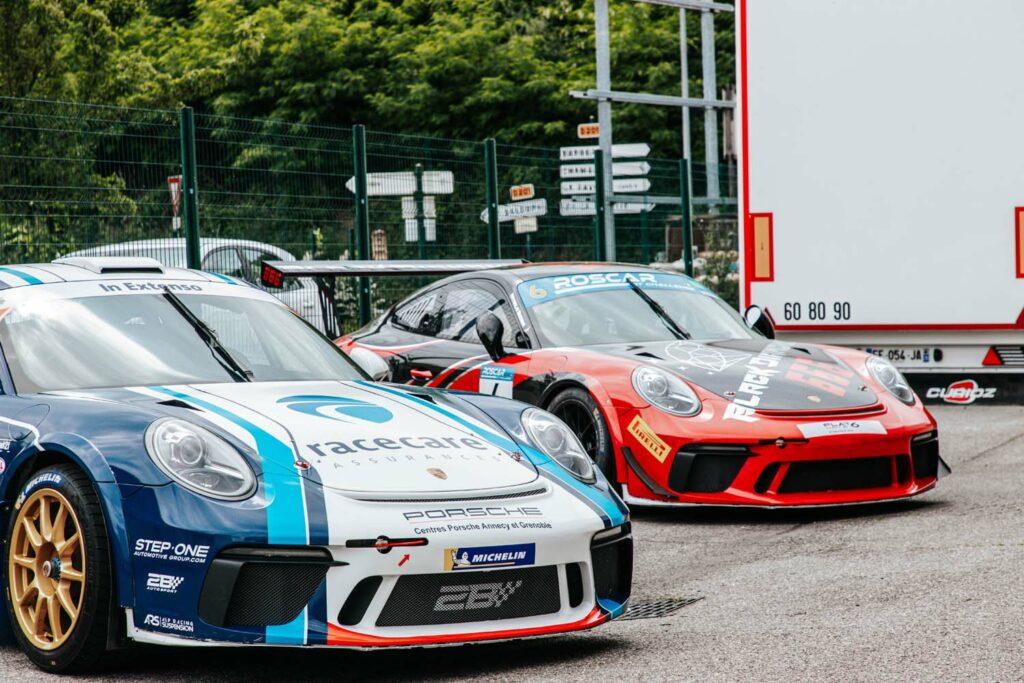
[7,489,86,650]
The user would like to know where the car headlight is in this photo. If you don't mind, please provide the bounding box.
[866,356,915,405]
[145,418,257,500]
[631,366,701,416]
[521,408,596,484]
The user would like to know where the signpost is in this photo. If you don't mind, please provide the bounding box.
[166,175,182,232]
[514,217,538,234]
[345,170,454,196]
[558,142,651,162]
[479,198,547,223]
[560,161,651,178]
[560,178,651,195]
[509,184,535,201]
[559,198,655,216]
[577,123,601,139]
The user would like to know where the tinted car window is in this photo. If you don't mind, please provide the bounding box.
[436,284,522,348]
[202,248,246,280]
[392,289,443,334]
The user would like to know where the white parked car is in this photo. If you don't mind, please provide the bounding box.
[64,239,326,331]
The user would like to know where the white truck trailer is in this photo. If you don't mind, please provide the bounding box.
[737,0,1024,404]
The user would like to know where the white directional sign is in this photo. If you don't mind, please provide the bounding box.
[514,217,539,234]
[558,143,651,162]
[401,196,437,220]
[560,178,652,195]
[404,218,436,242]
[479,198,548,223]
[346,171,454,197]
[559,162,651,179]
[559,198,654,217]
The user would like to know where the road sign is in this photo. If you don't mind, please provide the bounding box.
[558,143,650,162]
[167,175,181,231]
[479,198,547,223]
[401,196,436,219]
[346,171,454,196]
[404,218,436,242]
[509,184,535,201]
[559,198,654,216]
[514,217,539,234]
[560,178,652,195]
[577,123,600,139]
[559,161,651,179]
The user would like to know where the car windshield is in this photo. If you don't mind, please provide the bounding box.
[517,271,754,347]
[0,291,364,393]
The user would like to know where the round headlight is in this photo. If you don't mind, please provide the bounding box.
[632,366,701,416]
[866,356,915,405]
[521,408,596,483]
[145,418,257,500]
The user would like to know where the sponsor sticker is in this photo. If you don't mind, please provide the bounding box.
[797,420,887,439]
[134,539,210,564]
[627,415,672,463]
[444,543,536,571]
[479,365,515,398]
[926,379,996,405]
[517,272,707,308]
[722,343,790,423]
[15,472,63,509]
[146,573,185,594]
[0,458,5,476]
[277,395,393,424]
[434,581,523,612]
[142,613,194,634]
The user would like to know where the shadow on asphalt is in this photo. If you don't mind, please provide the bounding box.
[2,634,627,681]
[629,497,947,526]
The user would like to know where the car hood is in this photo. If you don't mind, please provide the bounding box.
[596,338,878,412]
[114,381,539,494]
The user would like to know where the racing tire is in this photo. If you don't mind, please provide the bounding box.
[3,465,113,674]
[547,388,618,484]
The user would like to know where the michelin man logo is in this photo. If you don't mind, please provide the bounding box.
[666,341,748,374]
[277,395,393,424]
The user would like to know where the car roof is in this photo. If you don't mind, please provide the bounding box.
[461,261,676,284]
[0,257,245,289]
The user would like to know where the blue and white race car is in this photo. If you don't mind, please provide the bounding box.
[0,258,631,673]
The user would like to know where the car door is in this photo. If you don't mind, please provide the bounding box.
[401,280,529,388]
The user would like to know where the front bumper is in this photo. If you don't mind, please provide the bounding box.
[120,483,631,647]
[616,402,947,507]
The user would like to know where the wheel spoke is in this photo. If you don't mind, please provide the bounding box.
[32,594,47,636]
[60,566,84,583]
[57,531,80,557]
[47,594,63,641]
[52,504,69,544]
[56,583,78,620]
[38,497,52,542]
[21,516,43,549]
[12,554,35,570]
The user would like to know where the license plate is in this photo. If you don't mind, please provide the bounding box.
[859,346,942,366]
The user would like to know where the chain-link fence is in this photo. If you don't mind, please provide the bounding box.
[0,96,737,334]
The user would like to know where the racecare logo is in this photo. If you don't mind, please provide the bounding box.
[277,395,393,423]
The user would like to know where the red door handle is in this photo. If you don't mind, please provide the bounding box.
[410,369,433,381]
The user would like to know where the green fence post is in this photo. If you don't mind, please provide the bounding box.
[352,125,371,325]
[484,138,500,258]
[178,107,201,269]
[593,149,607,261]
[679,158,694,277]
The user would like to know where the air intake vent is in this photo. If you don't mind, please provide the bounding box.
[53,256,166,275]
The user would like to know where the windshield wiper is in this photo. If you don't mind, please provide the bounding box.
[627,281,690,340]
[162,292,253,382]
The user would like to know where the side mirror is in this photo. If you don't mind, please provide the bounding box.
[347,347,390,381]
[744,305,775,339]
[476,312,507,360]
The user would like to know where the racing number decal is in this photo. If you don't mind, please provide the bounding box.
[479,365,515,398]
[627,416,672,463]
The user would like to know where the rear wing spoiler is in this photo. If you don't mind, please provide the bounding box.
[260,259,527,288]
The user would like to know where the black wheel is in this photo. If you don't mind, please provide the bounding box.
[547,387,617,484]
[3,464,113,673]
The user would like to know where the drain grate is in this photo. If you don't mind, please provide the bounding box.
[620,596,703,620]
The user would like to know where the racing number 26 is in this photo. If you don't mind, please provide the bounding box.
[782,301,851,322]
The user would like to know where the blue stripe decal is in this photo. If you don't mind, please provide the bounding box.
[204,271,238,284]
[151,386,308,645]
[0,266,43,285]
[598,598,627,619]
[356,382,625,526]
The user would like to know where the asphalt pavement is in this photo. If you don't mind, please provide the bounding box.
[3,405,1023,681]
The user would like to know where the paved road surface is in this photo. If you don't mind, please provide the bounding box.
[3,405,1022,681]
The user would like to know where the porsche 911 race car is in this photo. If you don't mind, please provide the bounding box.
[0,258,630,673]
[324,262,950,509]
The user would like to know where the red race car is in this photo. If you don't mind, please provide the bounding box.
[269,260,949,507]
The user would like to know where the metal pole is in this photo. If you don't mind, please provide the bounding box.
[700,9,720,202]
[352,125,371,325]
[484,138,500,258]
[679,159,694,276]
[680,9,691,162]
[414,163,426,260]
[594,149,608,261]
[178,107,201,270]
[595,0,616,260]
